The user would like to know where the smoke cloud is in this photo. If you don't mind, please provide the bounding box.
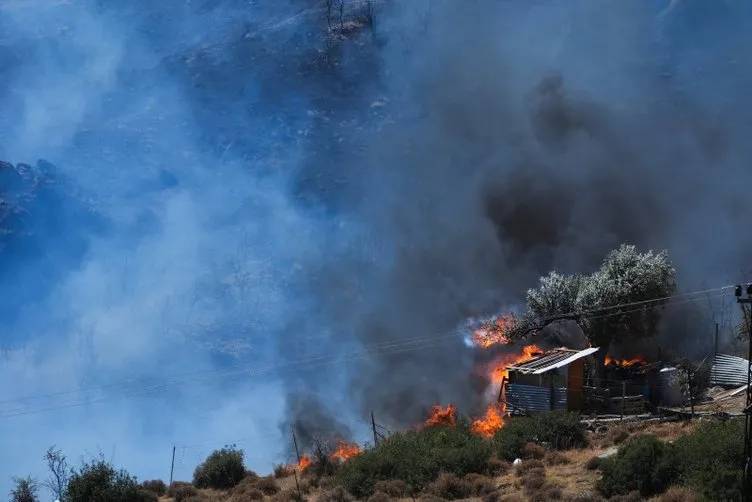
[1,0,751,491]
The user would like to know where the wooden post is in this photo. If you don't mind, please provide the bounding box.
[371,411,379,447]
[620,382,626,421]
[169,445,176,487]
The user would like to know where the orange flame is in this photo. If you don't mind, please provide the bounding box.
[489,344,544,385]
[472,315,516,348]
[475,344,543,437]
[424,404,457,427]
[330,441,362,462]
[471,404,505,438]
[604,355,646,368]
[297,455,312,471]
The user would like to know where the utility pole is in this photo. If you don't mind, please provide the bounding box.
[169,445,176,487]
[291,428,301,464]
[735,284,752,501]
[371,411,379,447]
[715,322,719,357]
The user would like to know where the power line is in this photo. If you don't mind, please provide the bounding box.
[0,284,737,418]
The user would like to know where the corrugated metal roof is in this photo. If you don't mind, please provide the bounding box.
[710,353,749,387]
[507,347,600,375]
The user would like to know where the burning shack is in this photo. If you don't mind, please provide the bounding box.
[503,347,599,414]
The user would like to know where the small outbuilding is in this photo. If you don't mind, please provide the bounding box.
[503,347,599,414]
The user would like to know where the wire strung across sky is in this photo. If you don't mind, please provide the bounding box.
[0,284,739,419]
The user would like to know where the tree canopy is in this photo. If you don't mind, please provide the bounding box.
[516,244,676,350]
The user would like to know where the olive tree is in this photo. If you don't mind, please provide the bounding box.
[516,244,676,351]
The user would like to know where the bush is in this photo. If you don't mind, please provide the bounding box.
[544,451,569,465]
[462,473,496,496]
[655,486,700,502]
[271,488,304,502]
[193,447,246,489]
[597,435,676,498]
[253,476,280,495]
[373,479,408,497]
[274,463,294,478]
[141,479,166,496]
[10,477,39,502]
[584,456,601,470]
[229,476,269,501]
[521,442,546,459]
[316,486,353,502]
[167,482,196,502]
[65,460,156,502]
[493,412,586,461]
[366,492,391,502]
[423,472,473,499]
[338,420,492,498]
[671,419,743,500]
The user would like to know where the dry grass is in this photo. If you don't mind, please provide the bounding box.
[158,420,709,502]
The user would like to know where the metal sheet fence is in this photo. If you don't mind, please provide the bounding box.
[507,383,567,413]
[710,353,749,387]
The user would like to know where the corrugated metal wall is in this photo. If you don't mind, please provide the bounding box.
[710,353,749,387]
[507,383,567,413]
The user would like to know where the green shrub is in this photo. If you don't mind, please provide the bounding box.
[671,419,743,500]
[141,479,166,496]
[338,420,492,498]
[584,455,602,470]
[65,460,156,502]
[493,412,586,461]
[596,435,676,497]
[193,446,246,489]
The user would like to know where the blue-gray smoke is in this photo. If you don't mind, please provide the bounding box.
[1,0,751,492]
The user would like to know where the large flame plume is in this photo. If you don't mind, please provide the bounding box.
[470,404,505,438]
[604,355,646,368]
[297,455,312,471]
[330,441,362,462]
[424,404,457,427]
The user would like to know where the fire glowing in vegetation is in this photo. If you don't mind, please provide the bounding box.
[330,441,362,462]
[297,455,312,471]
[604,355,646,368]
[424,404,457,427]
[472,314,516,348]
[471,404,504,438]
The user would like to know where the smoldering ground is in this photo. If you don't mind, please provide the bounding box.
[1,0,751,487]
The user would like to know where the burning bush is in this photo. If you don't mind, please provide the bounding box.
[337,419,492,498]
[493,412,586,461]
[193,446,246,489]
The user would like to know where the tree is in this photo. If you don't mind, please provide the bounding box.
[193,446,246,489]
[517,244,676,351]
[65,459,156,502]
[43,446,70,501]
[10,477,39,502]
